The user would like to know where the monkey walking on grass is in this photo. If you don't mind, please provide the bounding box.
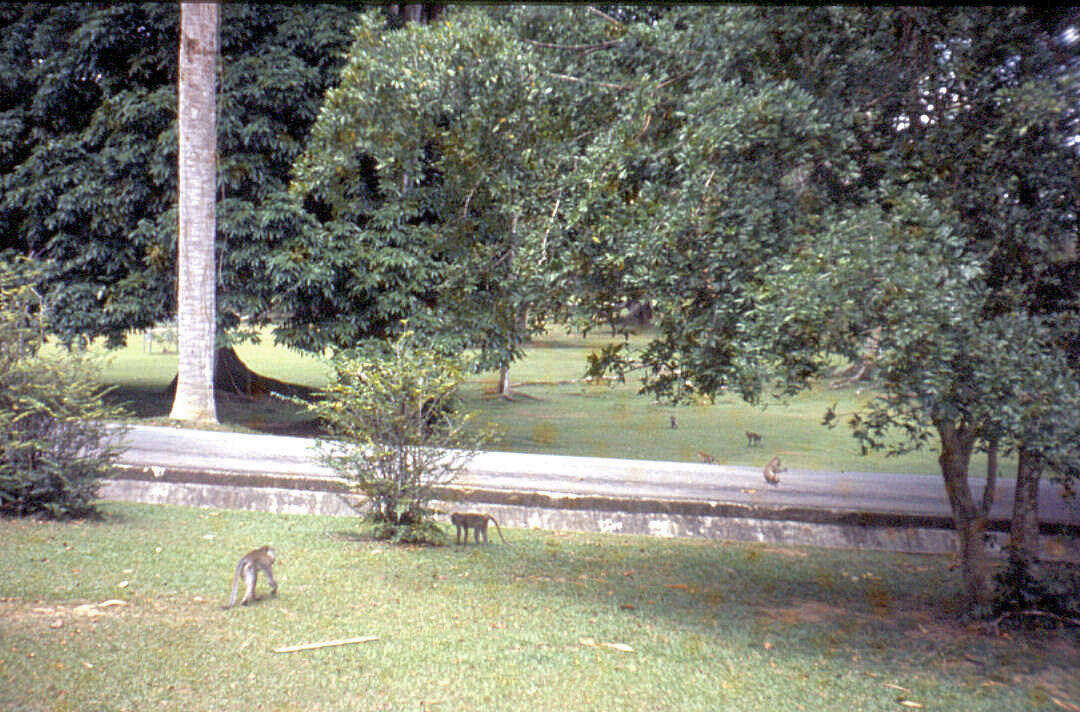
[224,545,277,608]
[450,512,507,546]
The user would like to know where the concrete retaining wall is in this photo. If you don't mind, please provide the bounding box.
[100,466,1080,561]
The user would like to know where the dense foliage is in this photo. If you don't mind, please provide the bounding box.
[488,5,1080,609]
[0,3,358,347]
[291,8,586,368]
[0,258,127,517]
[304,330,491,544]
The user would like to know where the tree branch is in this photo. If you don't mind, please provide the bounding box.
[546,72,631,91]
[523,38,624,52]
[587,6,624,29]
[540,197,560,265]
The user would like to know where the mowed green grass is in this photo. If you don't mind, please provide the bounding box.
[92,329,1004,475]
[1,502,1075,712]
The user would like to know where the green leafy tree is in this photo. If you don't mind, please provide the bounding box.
[750,8,1080,611]
[754,189,1080,609]
[0,258,128,518]
[290,8,579,379]
[536,6,1079,610]
[304,329,491,544]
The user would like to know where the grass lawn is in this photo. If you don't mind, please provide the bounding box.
[1,502,1076,711]
[93,329,1006,475]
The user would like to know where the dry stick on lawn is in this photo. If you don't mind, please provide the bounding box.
[273,636,379,653]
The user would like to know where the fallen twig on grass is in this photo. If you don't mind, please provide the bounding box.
[273,636,379,653]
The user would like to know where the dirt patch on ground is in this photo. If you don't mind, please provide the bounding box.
[0,594,224,630]
[758,600,854,625]
[0,597,133,640]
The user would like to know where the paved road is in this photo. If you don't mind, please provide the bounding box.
[114,424,1080,526]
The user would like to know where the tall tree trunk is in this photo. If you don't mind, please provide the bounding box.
[936,418,992,610]
[170,2,219,425]
[1009,446,1043,567]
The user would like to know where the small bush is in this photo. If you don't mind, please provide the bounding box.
[303,329,493,544]
[991,555,1080,630]
[0,257,128,518]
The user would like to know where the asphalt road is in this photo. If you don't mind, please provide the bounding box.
[114,424,1080,526]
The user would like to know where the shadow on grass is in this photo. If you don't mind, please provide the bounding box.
[326,529,368,543]
[106,385,322,437]
[424,530,1080,685]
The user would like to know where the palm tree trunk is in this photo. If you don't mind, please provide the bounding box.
[170,2,219,425]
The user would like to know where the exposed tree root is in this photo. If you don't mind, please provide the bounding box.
[165,347,316,401]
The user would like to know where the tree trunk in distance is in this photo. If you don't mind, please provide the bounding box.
[498,365,512,399]
[170,2,219,425]
[1009,447,1042,568]
[936,419,992,610]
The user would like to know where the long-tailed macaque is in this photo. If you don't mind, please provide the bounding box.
[670,415,678,430]
[225,545,277,608]
[746,431,762,447]
[763,456,785,486]
[450,512,507,546]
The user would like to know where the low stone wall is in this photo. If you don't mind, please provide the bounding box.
[99,465,1080,561]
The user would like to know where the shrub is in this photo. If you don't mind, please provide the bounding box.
[0,257,128,518]
[304,330,493,544]
[991,556,1080,630]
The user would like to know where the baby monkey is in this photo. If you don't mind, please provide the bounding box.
[746,431,762,447]
[762,456,786,487]
[450,512,507,546]
[225,545,277,608]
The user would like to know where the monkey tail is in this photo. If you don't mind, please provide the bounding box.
[226,562,243,608]
[489,515,507,544]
